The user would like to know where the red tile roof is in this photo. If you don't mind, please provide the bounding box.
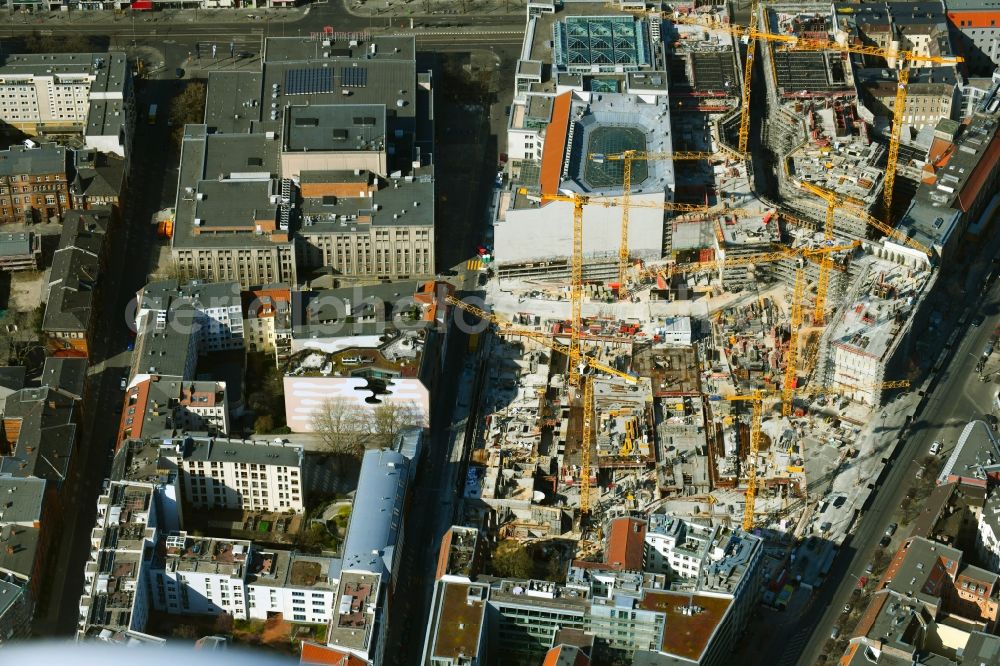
[300,642,368,666]
[958,130,1000,213]
[540,92,572,196]
[606,517,646,571]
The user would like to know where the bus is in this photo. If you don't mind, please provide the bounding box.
[147,104,158,125]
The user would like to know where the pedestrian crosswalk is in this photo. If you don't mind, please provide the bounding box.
[466,258,483,271]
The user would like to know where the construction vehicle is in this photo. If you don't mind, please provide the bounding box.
[664,12,962,213]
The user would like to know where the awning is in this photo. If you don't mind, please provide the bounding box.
[131,0,153,9]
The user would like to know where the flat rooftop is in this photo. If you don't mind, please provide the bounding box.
[827,256,932,363]
[204,70,264,134]
[638,590,731,661]
[284,104,386,152]
[428,582,488,662]
[165,534,250,578]
[262,36,417,120]
[327,570,381,652]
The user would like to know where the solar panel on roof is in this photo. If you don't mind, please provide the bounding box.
[285,68,333,95]
[341,67,368,88]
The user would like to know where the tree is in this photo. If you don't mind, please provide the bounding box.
[170,82,207,147]
[490,540,534,579]
[364,400,423,448]
[311,397,366,457]
[254,414,275,434]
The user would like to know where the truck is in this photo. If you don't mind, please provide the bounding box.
[147,104,158,125]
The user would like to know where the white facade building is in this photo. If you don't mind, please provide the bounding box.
[0,52,133,158]
[171,436,304,513]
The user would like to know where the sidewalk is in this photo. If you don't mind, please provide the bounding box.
[342,0,525,19]
[0,5,304,26]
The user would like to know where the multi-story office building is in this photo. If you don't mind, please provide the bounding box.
[0,52,133,158]
[172,34,436,288]
[0,143,71,225]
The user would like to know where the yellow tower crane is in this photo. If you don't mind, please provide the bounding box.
[797,180,933,258]
[629,240,859,293]
[588,149,735,293]
[782,268,806,417]
[724,378,910,530]
[445,294,639,516]
[664,13,962,213]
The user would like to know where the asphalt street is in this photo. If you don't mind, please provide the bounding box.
[30,73,182,636]
[786,260,1000,665]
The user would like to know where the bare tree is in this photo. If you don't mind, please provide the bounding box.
[364,400,423,448]
[311,397,366,457]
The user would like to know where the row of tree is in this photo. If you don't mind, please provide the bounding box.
[309,397,423,458]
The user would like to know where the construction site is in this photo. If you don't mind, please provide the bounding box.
[457,0,999,598]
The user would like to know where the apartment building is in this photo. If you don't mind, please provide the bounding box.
[242,285,292,361]
[859,66,961,130]
[77,480,338,644]
[0,52,133,158]
[69,148,126,212]
[135,279,245,354]
[946,0,1000,73]
[116,377,232,448]
[170,435,304,514]
[42,208,112,355]
[326,449,410,664]
[0,143,71,225]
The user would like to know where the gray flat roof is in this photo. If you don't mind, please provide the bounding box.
[85,99,127,139]
[341,448,408,578]
[939,419,1000,484]
[172,128,289,250]
[0,143,66,177]
[284,104,386,152]
[205,70,264,134]
[0,52,127,95]
[181,436,302,468]
[262,36,418,120]
[300,173,433,230]
[0,232,34,256]
[41,356,88,399]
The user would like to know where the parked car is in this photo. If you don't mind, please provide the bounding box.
[865,562,875,575]
[175,68,185,78]
[916,465,926,479]
[930,441,943,455]
[885,522,898,537]
[973,314,986,327]
[842,603,852,614]
[856,576,869,589]
[879,535,892,548]
[830,627,840,640]
[120,376,128,390]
